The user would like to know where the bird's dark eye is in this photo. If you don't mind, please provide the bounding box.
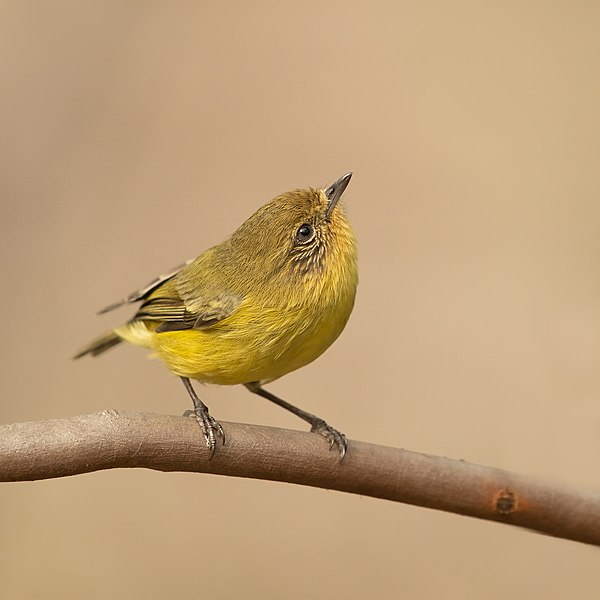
[295,223,314,243]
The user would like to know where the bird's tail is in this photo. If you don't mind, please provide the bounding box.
[74,330,122,359]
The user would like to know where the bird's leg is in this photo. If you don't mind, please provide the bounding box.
[181,377,225,458]
[244,382,347,459]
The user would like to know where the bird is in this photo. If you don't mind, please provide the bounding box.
[75,172,358,458]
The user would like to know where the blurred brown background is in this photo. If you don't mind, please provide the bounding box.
[1,1,599,598]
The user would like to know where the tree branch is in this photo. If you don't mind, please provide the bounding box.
[1,410,599,546]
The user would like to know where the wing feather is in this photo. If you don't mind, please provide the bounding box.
[99,251,242,332]
[97,260,193,314]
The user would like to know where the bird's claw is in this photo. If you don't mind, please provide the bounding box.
[184,407,225,458]
[310,418,347,460]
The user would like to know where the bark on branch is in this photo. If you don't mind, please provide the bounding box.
[1,410,599,546]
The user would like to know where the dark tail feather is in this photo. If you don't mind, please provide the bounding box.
[74,331,122,359]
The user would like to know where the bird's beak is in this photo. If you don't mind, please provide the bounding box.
[324,172,352,220]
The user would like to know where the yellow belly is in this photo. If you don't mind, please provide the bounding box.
[117,296,354,385]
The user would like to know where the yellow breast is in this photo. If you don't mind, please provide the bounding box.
[149,282,355,385]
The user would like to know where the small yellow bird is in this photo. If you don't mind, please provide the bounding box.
[76,173,358,458]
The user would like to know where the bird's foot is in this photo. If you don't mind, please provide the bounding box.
[183,407,225,458]
[310,418,348,460]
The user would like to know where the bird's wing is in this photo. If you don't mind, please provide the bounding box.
[135,291,241,333]
[97,260,193,315]
[133,248,242,333]
[100,247,242,333]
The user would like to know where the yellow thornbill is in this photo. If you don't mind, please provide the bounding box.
[75,173,358,458]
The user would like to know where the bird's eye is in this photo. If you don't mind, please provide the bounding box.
[295,223,314,244]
